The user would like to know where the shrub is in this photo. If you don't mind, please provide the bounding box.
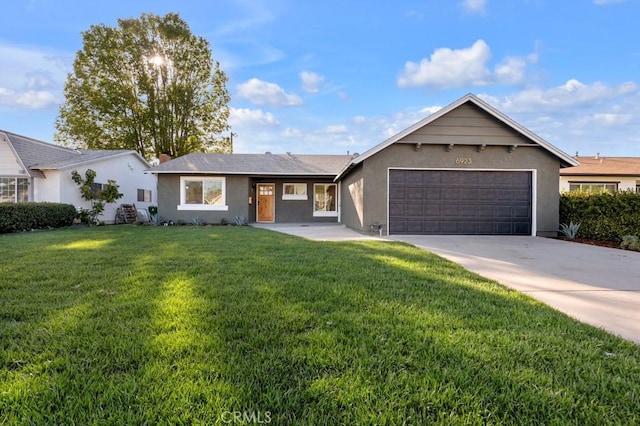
[560,191,640,242]
[0,203,76,234]
[620,235,640,252]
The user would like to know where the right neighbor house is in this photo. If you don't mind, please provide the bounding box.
[559,155,640,193]
[151,94,578,236]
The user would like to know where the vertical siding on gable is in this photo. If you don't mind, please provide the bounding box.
[0,138,23,175]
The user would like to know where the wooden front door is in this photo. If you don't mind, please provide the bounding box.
[257,183,275,222]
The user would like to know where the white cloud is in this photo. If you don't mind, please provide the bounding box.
[398,39,492,88]
[0,43,69,110]
[592,112,633,125]
[300,71,325,93]
[485,79,638,113]
[461,0,487,15]
[593,0,625,4]
[398,40,541,89]
[494,56,528,85]
[229,107,279,127]
[325,124,348,134]
[0,87,57,109]
[236,78,303,107]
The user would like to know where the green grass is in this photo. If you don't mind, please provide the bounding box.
[1,226,639,425]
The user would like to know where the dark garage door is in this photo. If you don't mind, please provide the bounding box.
[389,170,532,235]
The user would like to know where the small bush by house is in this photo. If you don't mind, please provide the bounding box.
[0,203,77,234]
[559,191,640,242]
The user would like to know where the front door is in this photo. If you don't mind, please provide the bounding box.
[257,183,275,222]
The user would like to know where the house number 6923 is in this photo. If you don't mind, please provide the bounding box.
[455,157,472,164]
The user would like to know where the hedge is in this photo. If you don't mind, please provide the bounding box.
[0,203,77,234]
[559,191,640,242]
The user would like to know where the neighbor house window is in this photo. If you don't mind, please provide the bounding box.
[313,184,337,217]
[0,177,29,203]
[178,177,227,211]
[137,189,152,203]
[91,182,104,196]
[282,183,307,200]
[569,183,617,193]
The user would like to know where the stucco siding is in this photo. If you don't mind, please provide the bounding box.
[158,174,249,224]
[45,154,157,223]
[360,143,561,236]
[253,178,338,223]
[339,164,365,231]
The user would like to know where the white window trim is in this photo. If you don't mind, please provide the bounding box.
[178,176,228,211]
[313,183,338,217]
[282,183,308,200]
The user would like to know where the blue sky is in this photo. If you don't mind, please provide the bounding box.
[1,0,639,157]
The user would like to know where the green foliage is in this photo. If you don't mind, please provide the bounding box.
[0,202,76,233]
[560,191,640,242]
[620,235,640,251]
[71,169,123,225]
[1,227,639,424]
[559,221,580,239]
[55,12,232,160]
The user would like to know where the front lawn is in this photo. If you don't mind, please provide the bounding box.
[1,226,638,424]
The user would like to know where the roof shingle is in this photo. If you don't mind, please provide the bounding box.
[149,153,353,176]
[560,156,640,176]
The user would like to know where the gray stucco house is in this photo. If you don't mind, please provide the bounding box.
[150,94,578,236]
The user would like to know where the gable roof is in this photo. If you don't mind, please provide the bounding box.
[1,130,149,177]
[149,153,353,176]
[335,93,579,180]
[560,156,640,176]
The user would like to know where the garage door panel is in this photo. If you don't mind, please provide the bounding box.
[406,187,423,199]
[513,206,531,218]
[389,170,532,235]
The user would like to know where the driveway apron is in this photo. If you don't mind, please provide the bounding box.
[391,236,640,344]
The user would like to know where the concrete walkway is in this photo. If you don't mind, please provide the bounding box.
[252,223,384,241]
[253,224,640,344]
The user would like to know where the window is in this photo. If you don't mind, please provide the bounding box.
[137,189,152,203]
[314,184,337,217]
[569,183,617,193]
[178,177,227,211]
[91,182,104,197]
[282,183,307,200]
[0,177,29,203]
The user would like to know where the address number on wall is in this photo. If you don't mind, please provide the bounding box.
[455,157,473,164]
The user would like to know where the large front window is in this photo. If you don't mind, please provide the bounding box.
[178,177,227,211]
[313,184,337,217]
[0,177,29,203]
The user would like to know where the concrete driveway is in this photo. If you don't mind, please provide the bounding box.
[392,235,640,344]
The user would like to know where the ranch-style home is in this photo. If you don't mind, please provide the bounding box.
[150,94,579,236]
[0,130,157,223]
[560,154,640,193]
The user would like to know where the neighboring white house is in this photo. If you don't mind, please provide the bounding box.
[1,130,157,223]
[560,154,640,193]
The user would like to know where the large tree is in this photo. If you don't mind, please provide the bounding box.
[56,12,232,160]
